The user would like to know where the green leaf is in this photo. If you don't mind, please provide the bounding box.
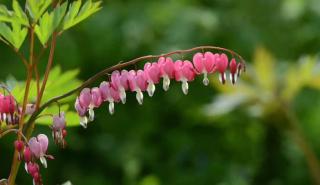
[12,0,29,26]
[11,66,82,127]
[62,0,102,31]
[0,22,27,49]
[34,3,67,45]
[0,5,14,23]
[26,0,53,22]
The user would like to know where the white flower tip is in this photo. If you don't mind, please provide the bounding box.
[88,108,94,122]
[80,117,88,129]
[40,156,47,168]
[136,91,144,105]
[203,77,209,86]
[229,73,237,85]
[182,81,189,95]
[147,83,155,97]
[219,73,227,84]
[109,102,115,115]
[24,163,28,172]
[163,77,170,91]
[120,91,126,104]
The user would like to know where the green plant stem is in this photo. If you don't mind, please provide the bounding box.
[36,33,57,110]
[284,106,320,185]
[7,67,32,185]
[7,27,35,185]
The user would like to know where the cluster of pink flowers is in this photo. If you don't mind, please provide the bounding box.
[0,94,19,125]
[14,134,53,185]
[74,52,244,128]
[12,113,66,185]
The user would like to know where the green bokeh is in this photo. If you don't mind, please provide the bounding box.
[1,0,320,185]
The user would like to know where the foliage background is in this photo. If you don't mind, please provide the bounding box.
[1,0,320,184]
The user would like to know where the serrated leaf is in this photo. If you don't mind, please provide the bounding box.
[12,0,29,26]
[0,22,27,49]
[34,3,67,45]
[26,0,53,22]
[0,5,14,23]
[62,0,102,31]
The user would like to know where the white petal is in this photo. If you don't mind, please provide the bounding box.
[147,82,155,97]
[80,116,88,129]
[109,102,115,115]
[40,156,47,168]
[25,163,28,173]
[162,76,170,91]
[136,89,144,105]
[120,89,126,104]
[182,81,189,95]
[203,73,209,86]
[88,108,94,122]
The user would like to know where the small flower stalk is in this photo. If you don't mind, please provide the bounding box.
[74,50,245,127]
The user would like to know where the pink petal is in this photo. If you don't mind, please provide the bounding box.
[182,60,195,81]
[229,58,237,74]
[192,52,205,73]
[144,62,160,83]
[91,87,102,107]
[79,88,92,108]
[28,137,41,158]
[37,134,48,154]
[52,112,66,130]
[75,97,87,117]
[204,52,216,73]
[174,60,184,81]
[158,57,175,78]
[136,70,148,91]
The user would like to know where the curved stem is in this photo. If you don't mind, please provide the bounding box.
[24,45,245,134]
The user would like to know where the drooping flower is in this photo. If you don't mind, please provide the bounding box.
[14,140,24,160]
[100,81,120,115]
[144,62,161,97]
[111,70,129,104]
[158,57,175,91]
[0,94,18,124]
[26,162,42,185]
[52,112,67,148]
[79,88,95,121]
[215,53,229,84]
[174,60,196,95]
[75,97,88,128]
[192,52,216,85]
[24,147,32,163]
[229,58,238,84]
[127,70,148,105]
[28,134,53,168]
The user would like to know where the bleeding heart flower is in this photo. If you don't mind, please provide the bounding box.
[111,70,129,104]
[215,53,229,84]
[52,112,67,148]
[28,134,52,168]
[229,58,238,84]
[100,81,120,115]
[144,62,161,97]
[192,52,216,85]
[174,60,196,95]
[127,70,148,105]
[75,97,88,128]
[158,57,175,91]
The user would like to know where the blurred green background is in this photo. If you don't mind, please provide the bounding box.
[1,0,320,185]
